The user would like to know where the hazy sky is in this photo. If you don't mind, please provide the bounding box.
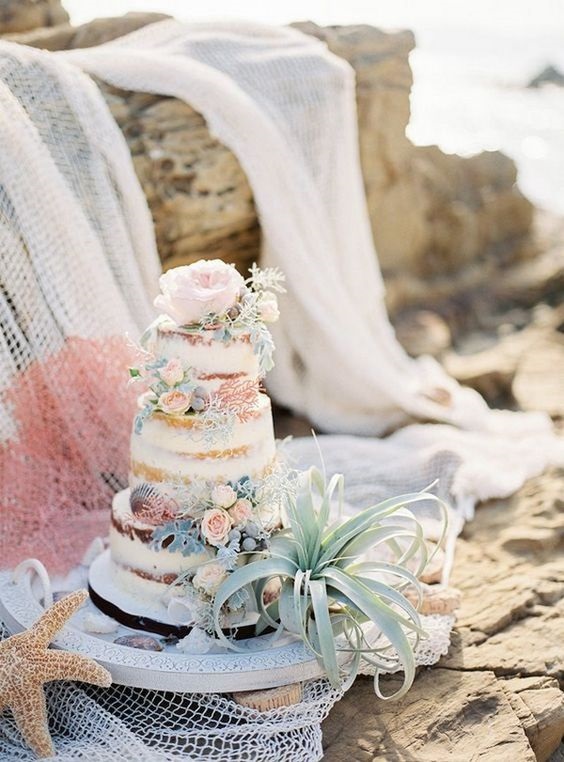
[65,0,563,34]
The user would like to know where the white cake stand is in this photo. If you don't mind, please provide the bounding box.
[0,562,350,693]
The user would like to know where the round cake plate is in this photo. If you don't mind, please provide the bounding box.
[0,567,347,693]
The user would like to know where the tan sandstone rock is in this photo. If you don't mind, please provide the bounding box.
[323,670,537,761]
[0,0,68,34]
[503,676,564,762]
[443,304,564,406]
[4,12,169,51]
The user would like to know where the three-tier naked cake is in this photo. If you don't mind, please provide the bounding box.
[88,260,287,647]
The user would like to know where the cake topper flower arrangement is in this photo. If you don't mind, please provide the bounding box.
[150,259,285,374]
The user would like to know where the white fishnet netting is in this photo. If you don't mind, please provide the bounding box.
[0,40,160,572]
[0,618,344,762]
[0,19,563,761]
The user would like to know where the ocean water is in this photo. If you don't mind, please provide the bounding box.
[66,0,564,214]
[408,24,564,214]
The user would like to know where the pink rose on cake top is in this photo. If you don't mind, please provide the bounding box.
[154,260,246,325]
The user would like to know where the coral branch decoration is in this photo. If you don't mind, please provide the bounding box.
[0,590,111,758]
[0,336,138,575]
[214,378,261,423]
[212,467,448,699]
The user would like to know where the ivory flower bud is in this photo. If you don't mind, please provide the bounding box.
[258,291,280,323]
[159,358,184,386]
[192,562,228,595]
[211,484,237,509]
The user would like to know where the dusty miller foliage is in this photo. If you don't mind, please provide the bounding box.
[151,519,205,556]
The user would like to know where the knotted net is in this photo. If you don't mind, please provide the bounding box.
[0,19,562,761]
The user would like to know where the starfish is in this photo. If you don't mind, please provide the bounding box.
[0,589,112,758]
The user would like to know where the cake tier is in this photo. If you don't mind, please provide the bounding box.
[108,485,278,620]
[89,549,262,638]
[110,488,212,600]
[153,319,261,397]
[130,392,276,488]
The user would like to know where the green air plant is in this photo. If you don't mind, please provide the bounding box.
[213,467,448,699]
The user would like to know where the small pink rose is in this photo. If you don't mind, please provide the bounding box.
[211,484,237,509]
[154,261,245,325]
[229,498,253,526]
[201,508,232,547]
[258,292,280,323]
[159,358,185,386]
[158,389,192,415]
[192,562,228,596]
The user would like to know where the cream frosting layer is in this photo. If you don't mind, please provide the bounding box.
[129,393,276,487]
[109,559,171,607]
[153,319,261,396]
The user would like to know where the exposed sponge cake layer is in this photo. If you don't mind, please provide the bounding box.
[129,393,276,487]
[154,320,261,397]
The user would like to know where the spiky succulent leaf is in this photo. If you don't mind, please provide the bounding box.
[212,465,448,700]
